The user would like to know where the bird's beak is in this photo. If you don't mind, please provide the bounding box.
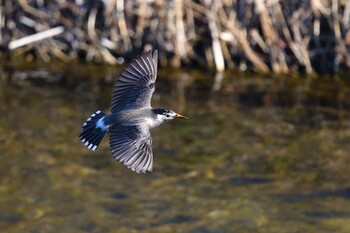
[175,113,188,119]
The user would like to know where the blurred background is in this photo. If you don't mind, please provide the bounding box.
[1,1,350,233]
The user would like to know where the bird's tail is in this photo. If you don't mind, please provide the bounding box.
[79,110,108,151]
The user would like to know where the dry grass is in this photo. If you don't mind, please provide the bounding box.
[0,0,349,74]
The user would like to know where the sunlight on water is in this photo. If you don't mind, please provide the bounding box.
[1,64,350,233]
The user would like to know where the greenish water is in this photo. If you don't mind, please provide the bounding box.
[1,64,350,233]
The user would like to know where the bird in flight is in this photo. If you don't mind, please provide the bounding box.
[79,50,187,173]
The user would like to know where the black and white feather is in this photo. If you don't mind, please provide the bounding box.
[79,110,107,151]
[111,50,158,112]
[109,124,153,173]
[79,50,186,174]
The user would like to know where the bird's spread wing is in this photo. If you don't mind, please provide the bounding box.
[109,124,153,173]
[111,50,158,113]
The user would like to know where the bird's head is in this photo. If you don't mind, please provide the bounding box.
[152,108,188,124]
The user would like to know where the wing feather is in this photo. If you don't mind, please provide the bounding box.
[111,50,158,113]
[135,59,148,74]
[145,56,154,75]
[109,124,153,173]
[129,63,144,76]
[124,150,140,164]
[143,153,152,173]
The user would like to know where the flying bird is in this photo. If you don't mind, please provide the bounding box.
[79,50,187,173]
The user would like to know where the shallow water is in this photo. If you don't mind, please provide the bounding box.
[1,63,350,233]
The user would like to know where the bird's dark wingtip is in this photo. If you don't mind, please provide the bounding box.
[141,49,157,55]
[153,49,158,57]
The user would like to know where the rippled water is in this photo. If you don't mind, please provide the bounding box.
[1,63,350,233]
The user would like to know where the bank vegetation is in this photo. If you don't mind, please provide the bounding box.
[0,0,349,75]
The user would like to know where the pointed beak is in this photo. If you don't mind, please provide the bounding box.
[175,113,188,119]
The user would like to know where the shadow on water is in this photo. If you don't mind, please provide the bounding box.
[1,62,350,233]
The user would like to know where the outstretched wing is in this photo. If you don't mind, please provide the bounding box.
[111,50,158,113]
[109,124,153,173]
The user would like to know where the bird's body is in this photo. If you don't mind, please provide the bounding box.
[101,108,169,128]
[79,50,187,173]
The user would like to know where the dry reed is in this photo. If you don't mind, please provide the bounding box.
[0,0,349,74]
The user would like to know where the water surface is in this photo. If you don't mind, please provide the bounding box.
[1,64,350,233]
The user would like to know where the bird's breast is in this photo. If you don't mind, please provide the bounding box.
[144,117,159,128]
